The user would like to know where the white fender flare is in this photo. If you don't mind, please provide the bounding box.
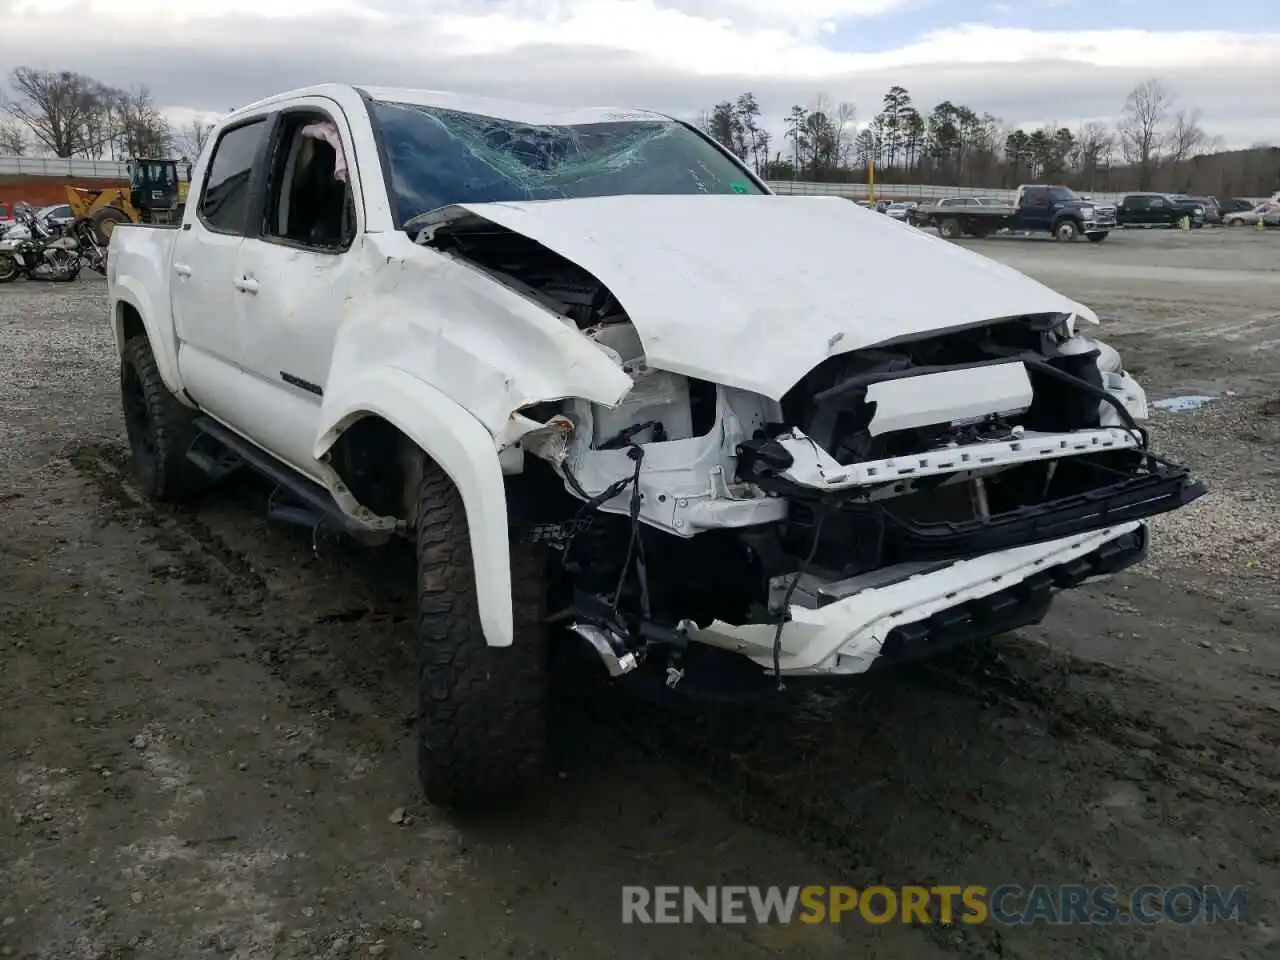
[314,366,516,647]
[112,279,187,402]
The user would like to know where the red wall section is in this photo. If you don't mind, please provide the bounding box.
[0,175,128,209]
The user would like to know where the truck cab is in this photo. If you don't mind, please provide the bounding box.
[1117,193,1204,228]
[1013,185,1116,238]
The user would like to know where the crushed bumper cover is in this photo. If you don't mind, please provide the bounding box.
[690,521,1150,676]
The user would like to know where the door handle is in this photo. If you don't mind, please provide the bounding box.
[233,276,259,294]
[173,262,192,277]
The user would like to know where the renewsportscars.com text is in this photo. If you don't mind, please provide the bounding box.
[621,884,1248,926]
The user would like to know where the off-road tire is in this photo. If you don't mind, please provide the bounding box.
[937,217,961,239]
[415,458,549,811]
[91,205,133,246]
[1054,219,1080,242]
[120,336,208,502]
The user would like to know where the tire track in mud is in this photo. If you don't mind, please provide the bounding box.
[66,442,417,743]
[918,645,1280,811]
[69,443,269,606]
[65,442,1280,958]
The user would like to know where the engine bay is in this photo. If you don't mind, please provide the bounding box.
[423,217,1207,687]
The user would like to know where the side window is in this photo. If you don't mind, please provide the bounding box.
[1149,196,1165,209]
[261,111,356,253]
[1023,189,1047,207]
[200,119,268,235]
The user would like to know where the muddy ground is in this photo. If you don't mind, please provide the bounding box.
[1,228,1278,959]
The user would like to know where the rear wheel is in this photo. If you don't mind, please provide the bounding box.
[937,217,961,239]
[1054,219,1080,242]
[0,253,18,284]
[415,458,549,811]
[120,336,208,502]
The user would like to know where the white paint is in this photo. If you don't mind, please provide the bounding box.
[561,384,787,537]
[775,426,1140,491]
[356,85,667,126]
[693,522,1144,675]
[864,361,1033,437]
[431,195,1097,400]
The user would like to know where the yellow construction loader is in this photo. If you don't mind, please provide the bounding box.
[65,158,193,243]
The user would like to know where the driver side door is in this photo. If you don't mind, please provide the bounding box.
[170,114,273,423]
[230,98,367,478]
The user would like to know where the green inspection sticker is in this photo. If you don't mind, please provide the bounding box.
[730,182,750,194]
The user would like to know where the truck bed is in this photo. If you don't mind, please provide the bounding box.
[107,223,180,366]
[922,204,1016,220]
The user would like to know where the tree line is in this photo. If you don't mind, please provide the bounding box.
[701,78,1279,199]
[0,67,216,163]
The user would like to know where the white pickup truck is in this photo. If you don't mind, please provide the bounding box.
[107,83,1206,810]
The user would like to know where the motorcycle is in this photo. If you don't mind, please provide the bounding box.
[0,204,104,283]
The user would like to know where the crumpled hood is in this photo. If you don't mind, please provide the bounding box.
[431,194,1098,400]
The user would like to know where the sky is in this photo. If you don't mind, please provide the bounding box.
[4,0,1279,149]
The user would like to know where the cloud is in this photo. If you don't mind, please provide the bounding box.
[4,0,1278,148]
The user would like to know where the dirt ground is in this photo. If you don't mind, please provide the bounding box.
[1,228,1278,960]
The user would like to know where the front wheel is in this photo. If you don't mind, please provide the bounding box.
[415,458,549,811]
[0,253,18,284]
[1087,232,1109,243]
[1054,219,1080,242]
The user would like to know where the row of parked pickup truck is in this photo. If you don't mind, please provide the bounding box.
[903,187,1276,241]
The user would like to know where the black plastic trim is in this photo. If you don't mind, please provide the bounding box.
[866,525,1149,671]
[192,416,363,536]
[280,371,323,397]
[881,465,1205,560]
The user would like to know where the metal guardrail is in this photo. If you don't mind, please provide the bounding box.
[0,159,1237,208]
[0,156,191,180]
[767,180,1126,204]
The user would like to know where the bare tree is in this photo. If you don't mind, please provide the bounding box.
[1072,121,1115,190]
[3,67,109,157]
[0,117,29,156]
[1166,107,1209,164]
[175,117,216,161]
[1117,77,1173,189]
[113,86,172,157]
[835,101,857,168]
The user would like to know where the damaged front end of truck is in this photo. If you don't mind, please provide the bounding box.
[411,196,1207,694]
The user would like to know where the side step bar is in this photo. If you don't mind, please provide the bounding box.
[188,416,371,539]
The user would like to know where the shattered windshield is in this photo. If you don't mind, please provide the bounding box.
[368,99,764,229]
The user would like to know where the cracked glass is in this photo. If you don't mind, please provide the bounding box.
[369,99,763,229]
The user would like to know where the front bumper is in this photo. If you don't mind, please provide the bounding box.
[690,521,1149,676]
